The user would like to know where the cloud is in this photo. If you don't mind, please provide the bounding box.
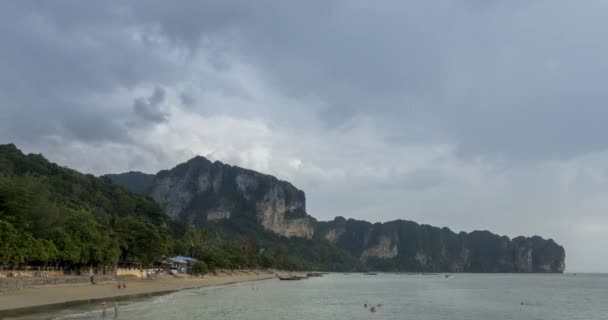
[179,92,196,107]
[2,0,608,272]
[133,87,169,123]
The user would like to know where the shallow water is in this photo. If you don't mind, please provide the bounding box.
[6,273,608,320]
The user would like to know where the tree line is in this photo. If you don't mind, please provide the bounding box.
[0,144,359,273]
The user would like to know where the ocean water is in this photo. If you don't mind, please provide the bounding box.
[6,273,608,320]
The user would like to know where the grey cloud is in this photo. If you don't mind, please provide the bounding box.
[2,0,608,272]
[149,87,165,105]
[0,1,182,147]
[179,92,196,107]
[396,169,446,190]
[7,0,607,162]
[133,87,168,123]
[118,0,608,163]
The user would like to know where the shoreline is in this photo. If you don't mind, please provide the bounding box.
[0,270,276,316]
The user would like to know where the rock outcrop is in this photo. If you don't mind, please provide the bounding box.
[109,156,315,238]
[108,156,566,273]
[317,217,566,273]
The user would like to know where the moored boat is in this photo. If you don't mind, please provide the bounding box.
[276,274,308,280]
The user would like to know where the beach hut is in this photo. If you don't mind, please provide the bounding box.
[168,256,197,274]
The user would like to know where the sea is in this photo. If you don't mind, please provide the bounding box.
[5,273,608,320]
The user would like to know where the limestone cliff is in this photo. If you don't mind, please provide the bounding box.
[317,217,565,273]
[110,156,315,238]
[108,157,566,273]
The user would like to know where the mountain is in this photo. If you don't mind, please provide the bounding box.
[317,217,565,273]
[0,144,166,223]
[0,144,171,267]
[108,155,566,273]
[109,156,316,238]
[104,171,155,195]
[0,144,354,271]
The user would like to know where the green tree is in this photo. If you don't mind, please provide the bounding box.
[176,224,208,258]
[56,208,119,265]
[0,176,34,228]
[0,220,27,265]
[0,220,58,265]
[115,216,169,266]
[191,261,209,275]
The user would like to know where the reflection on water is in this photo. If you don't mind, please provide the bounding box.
[4,273,608,320]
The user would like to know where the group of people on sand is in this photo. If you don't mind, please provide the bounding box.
[117,280,127,289]
[98,280,127,318]
[89,272,128,290]
[88,273,127,318]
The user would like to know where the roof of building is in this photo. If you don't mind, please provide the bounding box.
[169,256,197,263]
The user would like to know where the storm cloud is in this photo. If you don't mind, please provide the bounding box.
[1,0,608,271]
[133,87,169,123]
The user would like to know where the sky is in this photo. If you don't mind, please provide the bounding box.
[1,0,607,272]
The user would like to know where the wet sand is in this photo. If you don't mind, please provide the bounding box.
[0,270,276,312]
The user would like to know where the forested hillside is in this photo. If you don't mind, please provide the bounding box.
[0,144,354,272]
[110,153,565,273]
[317,217,565,272]
[1,144,565,273]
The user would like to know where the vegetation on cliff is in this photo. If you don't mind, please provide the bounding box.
[109,153,566,273]
[1,144,565,273]
[0,144,350,271]
[317,217,565,272]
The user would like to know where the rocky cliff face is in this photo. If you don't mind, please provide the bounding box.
[109,156,315,238]
[108,157,565,273]
[317,217,566,273]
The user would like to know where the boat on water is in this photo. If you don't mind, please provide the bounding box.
[276,274,308,280]
[364,272,378,275]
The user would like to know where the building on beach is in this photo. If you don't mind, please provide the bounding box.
[168,256,197,273]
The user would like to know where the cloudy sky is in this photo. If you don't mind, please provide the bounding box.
[2,1,607,272]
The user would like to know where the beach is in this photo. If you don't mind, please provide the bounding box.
[0,270,276,313]
[5,273,606,320]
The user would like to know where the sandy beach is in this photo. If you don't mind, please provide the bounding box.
[0,270,276,313]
